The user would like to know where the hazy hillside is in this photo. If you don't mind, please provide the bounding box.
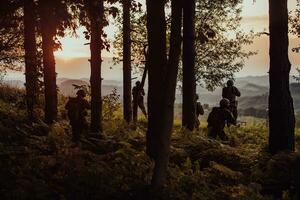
[4,75,300,110]
[58,79,122,97]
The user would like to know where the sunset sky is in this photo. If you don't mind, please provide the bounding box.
[20,0,300,80]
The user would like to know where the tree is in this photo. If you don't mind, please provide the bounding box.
[85,0,104,133]
[146,0,182,188]
[24,0,39,121]
[182,0,196,131]
[290,0,300,39]
[0,0,23,75]
[114,0,254,92]
[193,0,255,91]
[38,0,77,124]
[268,0,295,153]
[76,0,118,133]
[38,0,58,124]
[122,0,132,123]
[113,2,146,71]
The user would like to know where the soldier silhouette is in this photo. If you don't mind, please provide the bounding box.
[207,98,236,140]
[65,89,90,145]
[222,80,241,120]
[132,81,147,123]
[195,94,204,129]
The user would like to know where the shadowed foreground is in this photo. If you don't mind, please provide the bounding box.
[0,86,300,200]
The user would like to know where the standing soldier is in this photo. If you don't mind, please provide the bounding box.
[65,89,90,145]
[195,94,204,129]
[222,80,241,120]
[132,81,147,123]
[207,98,236,140]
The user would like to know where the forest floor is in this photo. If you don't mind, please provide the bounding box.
[1,85,300,200]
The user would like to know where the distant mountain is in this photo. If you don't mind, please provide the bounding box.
[58,79,122,97]
[59,79,89,97]
[235,76,270,87]
[4,75,300,110]
[238,83,300,110]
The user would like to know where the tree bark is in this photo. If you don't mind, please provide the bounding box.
[24,0,38,121]
[146,0,182,188]
[88,0,103,133]
[182,0,196,131]
[268,0,295,153]
[123,0,132,123]
[40,0,58,124]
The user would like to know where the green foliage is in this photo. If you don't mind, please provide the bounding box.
[112,0,146,72]
[102,88,121,121]
[290,0,300,38]
[0,1,23,73]
[112,0,255,90]
[192,0,256,91]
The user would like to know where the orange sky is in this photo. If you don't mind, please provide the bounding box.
[53,0,300,79]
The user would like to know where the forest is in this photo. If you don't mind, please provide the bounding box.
[1,0,300,199]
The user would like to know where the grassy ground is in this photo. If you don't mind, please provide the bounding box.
[0,85,300,200]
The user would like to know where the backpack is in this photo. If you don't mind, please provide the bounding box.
[223,87,235,102]
[66,97,80,122]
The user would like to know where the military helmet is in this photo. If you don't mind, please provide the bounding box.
[76,89,86,97]
[227,80,234,87]
[220,98,230,108]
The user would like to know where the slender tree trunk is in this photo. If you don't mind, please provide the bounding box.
[88,0,103,133]
[146,0,182,188]
[123,0,132,123]
[268,0,295,153]
[140,61,148,88]
[24,0,38,121]
[40,0,57,124]
[182,0,196,131]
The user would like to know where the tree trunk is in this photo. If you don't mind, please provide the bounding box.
[146,0,182,189]
[268,0,295,154]
[88,0,103,133]
[40,0,58,124]
[123,0,132,123]
[182,0,196,131]
[24,0,38,121]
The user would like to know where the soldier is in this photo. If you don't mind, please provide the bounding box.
[222,79,241,120]
[195,94,204,129]
[207,98,236,140]
[65,89,90,145]
[132,81,147,122]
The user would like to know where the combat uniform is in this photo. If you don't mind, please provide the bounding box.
[222,84,241,120]
[207,99,236,140]
[65,95,90,143]
[132,83,147,122]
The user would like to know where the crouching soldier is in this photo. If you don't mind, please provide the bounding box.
[207,98,236,140]
[195,94,204,129]
[65,89,90,144]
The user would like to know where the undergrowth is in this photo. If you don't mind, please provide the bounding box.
[0,85,300,200]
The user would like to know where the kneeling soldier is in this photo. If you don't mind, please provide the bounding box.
[207,98,236,140]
